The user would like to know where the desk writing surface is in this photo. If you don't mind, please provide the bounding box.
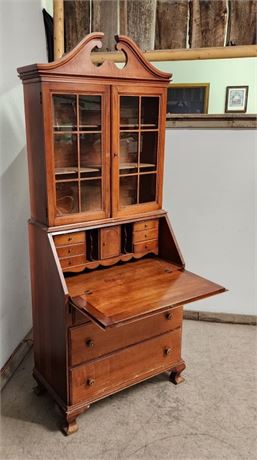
[66,258,225,328]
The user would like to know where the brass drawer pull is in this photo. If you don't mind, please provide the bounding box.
[86,339,94,348]
[164,347,172,356]
[166,312,173,320]
[87,378,95,386]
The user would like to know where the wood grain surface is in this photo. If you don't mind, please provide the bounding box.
[64,0,90,52]
[189,0,228,47]
[155,0,188,49]
[227,0,257,45]
[68,257,225,328]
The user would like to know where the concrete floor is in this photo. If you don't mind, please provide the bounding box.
[1,320,257,460]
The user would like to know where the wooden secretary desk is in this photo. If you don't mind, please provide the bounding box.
[18,33,225,435]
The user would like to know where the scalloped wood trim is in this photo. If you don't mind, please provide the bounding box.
[17,32,171,82]
[62,251,158,273]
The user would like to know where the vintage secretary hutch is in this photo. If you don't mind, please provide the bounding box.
[18,33,225,435]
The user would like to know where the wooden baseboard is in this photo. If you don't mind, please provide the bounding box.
[1,311,256,391]
[184,310,257,325]
[0,329,33,391]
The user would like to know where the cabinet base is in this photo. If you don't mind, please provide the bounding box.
[33,360,186,435]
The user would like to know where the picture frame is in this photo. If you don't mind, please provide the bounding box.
[167,83,209,116]
[225,86,248,113]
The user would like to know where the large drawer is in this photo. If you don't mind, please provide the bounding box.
[70,328,181,405]
[69,305,183,366]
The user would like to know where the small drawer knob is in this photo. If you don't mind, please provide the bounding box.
[166,312,173,320]
[68,237,72,241]
[68,249,71,254]
[86,339,94,348]
[165,347,172,356]
[68,261,72,265]
[87,378,95,386]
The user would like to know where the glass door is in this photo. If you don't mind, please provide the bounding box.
[49,85,110,224]
[112,86,166,217]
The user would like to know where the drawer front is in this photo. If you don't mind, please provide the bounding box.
[70,329,181,404]
[54,232,85,247]
[56,243,85,258]
[133,228,158,243]
[134,219,159,232]
[60,254,87,269]
[69,306,182,366]
[133,239,158,254]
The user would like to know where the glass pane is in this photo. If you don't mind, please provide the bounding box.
[139,174,156,203]
[140,132,158,172]
[56,181,79,215]
[54,134,78,176]
[80,133,102,177]
[120,176,137,207]
[120,133,138,174]
[141,97,159,128]
[81,179,102,212]
[53,94,77,131]
[79,95,101,131]
[120,96,139,128]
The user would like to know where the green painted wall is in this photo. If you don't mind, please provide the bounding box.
[154,58,257,114]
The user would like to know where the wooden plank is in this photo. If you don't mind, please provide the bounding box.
[189,0,228,48]
[125,0,157,51]
[184,310,257,325]
[227,0,257,45]
[53,0,64,58]
[155,0,188,50]
[64,0,90,53]
[92,0,118,51]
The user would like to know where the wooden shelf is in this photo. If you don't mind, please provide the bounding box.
[119,163,155,170]
[55,167,101,175]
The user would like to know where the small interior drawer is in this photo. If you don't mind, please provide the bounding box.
[133,219,159,232]
[133,239,158,254]
[56,243,85,258]
[70,329,181,405]
[98,226,121,259]
[54,232,85,247]
[60,254,87,269]
[133,228,158,243]
[69,306,183,366]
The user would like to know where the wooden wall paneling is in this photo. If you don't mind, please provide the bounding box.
[64,0,90,53]
[155,0,189,50]
[125,0,157,51]
[189,0,228,48]
[227,0,257,45]
[92,0,118,51]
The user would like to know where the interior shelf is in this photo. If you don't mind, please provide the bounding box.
[55,167,101,175]
[119,163,155,170]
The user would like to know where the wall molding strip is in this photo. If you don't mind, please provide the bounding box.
[166,114,257,129]
[1,330,33,391]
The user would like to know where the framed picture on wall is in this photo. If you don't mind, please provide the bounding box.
[167,83,209,115]
[225,86,248,113]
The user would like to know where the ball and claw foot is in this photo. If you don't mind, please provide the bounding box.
[169,361,186,385]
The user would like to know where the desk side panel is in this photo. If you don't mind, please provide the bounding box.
[159,215,185,267]
[28,222,69,402]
